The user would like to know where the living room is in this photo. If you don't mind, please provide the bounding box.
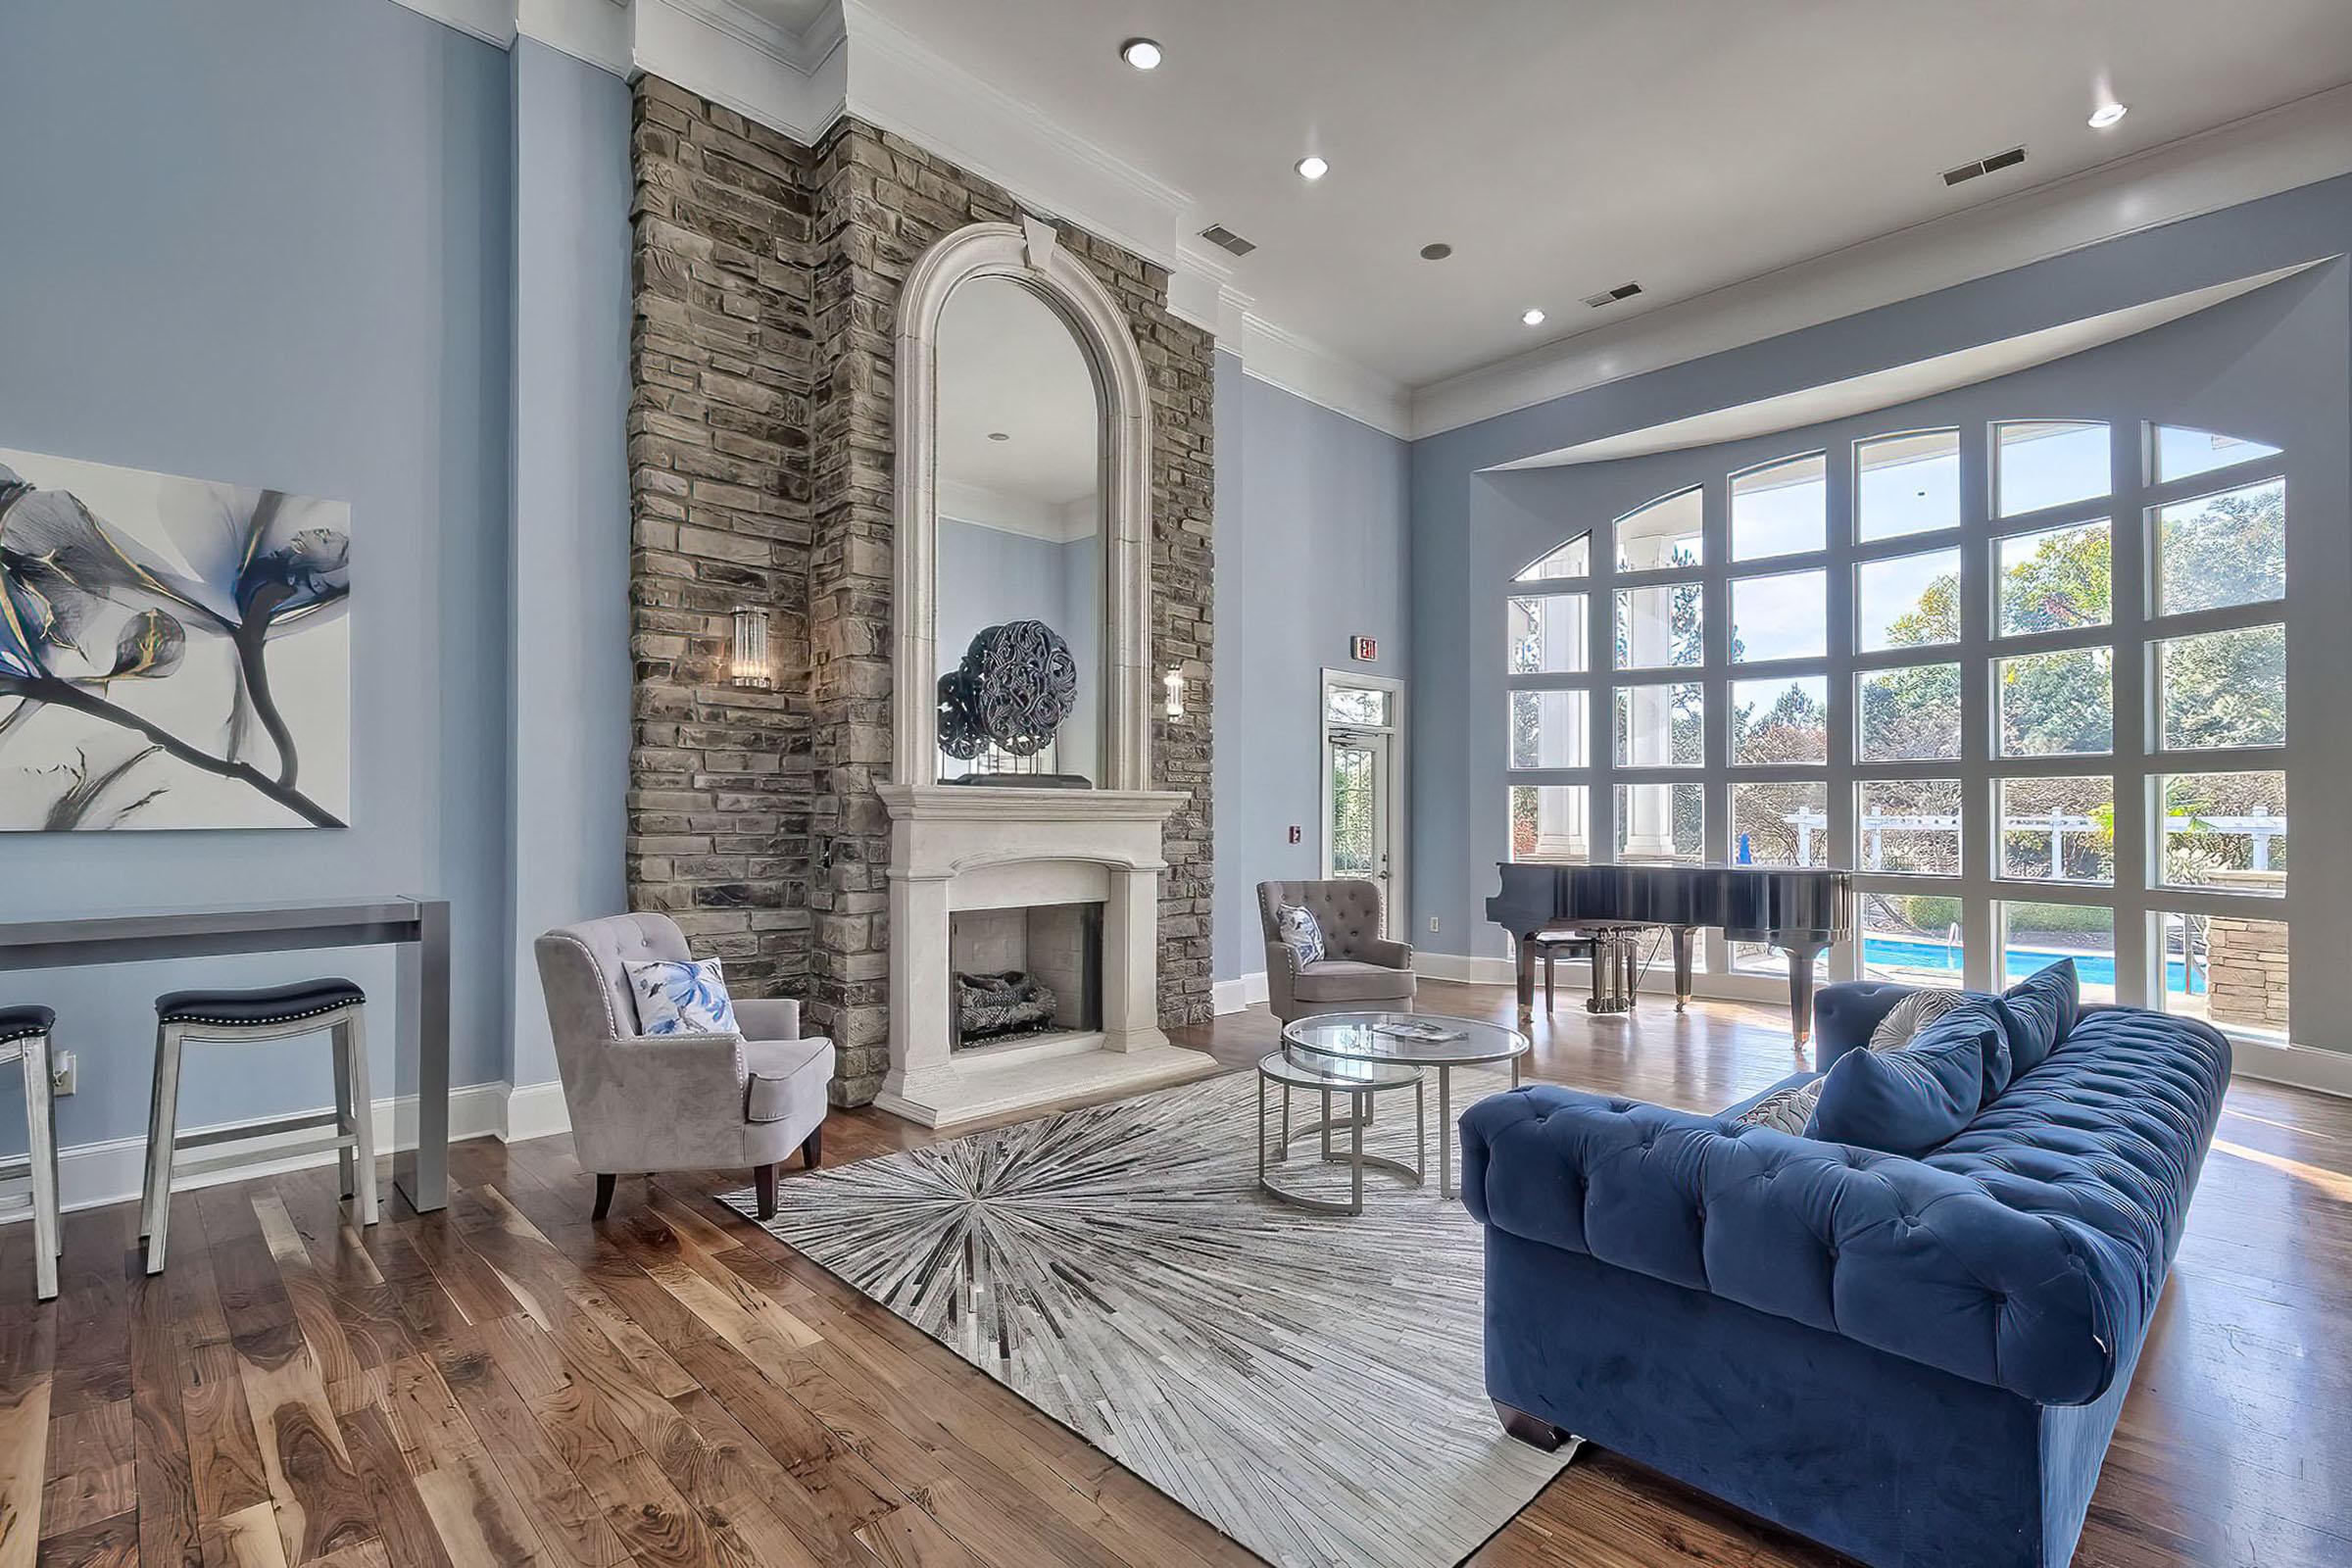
[2,3,2348,1565]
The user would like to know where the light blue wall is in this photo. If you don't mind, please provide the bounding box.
[0,0,517,1151]
[1212,357,1411,982]
[508,37,633,1092]
[1409,174,2352,970]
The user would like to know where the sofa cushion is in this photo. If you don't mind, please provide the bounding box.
[1291,958,1415,1003]
[1807,1002,1999,1156]
[1996,959,2079,1077]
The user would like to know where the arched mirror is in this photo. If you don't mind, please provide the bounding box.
[930,276,1105,786]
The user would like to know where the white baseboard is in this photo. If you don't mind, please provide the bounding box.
[2230,1038,2352,1099]
[1211,971,1269,1015]
[28,1079,569,1219]
[1411,951,1517,986]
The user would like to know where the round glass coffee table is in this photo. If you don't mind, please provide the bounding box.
[1281,1011,1530,1199]
[1254,1050,1425,1215]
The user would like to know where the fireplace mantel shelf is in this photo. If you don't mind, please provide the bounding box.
[876,784,1188,824]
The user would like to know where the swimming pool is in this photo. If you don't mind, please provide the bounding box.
[1861,935,2205,994]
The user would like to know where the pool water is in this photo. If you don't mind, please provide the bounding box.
[1861,936,2205,995]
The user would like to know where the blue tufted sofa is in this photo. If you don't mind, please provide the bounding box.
[1459,980,2231,1568]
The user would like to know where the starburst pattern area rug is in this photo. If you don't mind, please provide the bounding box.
[719,1065,1567,1568]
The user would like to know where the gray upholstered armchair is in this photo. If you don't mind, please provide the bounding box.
[534,912,834,1220]
[1257,879,1417,1023]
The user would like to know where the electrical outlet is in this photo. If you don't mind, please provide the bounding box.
[1428,915,1441,933]
[51,1050,75,1097]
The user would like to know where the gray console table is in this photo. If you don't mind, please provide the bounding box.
[0,897,453,1212]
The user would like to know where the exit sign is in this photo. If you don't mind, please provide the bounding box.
[1349,635,1378,662]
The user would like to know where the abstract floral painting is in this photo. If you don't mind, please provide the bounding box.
[0,448,351,829]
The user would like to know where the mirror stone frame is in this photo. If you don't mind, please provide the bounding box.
[892,218,1153,790]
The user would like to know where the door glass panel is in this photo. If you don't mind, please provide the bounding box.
[1509,785,1589,862]
[1732,453,1826,560]
[1730,568,1828,662]
[2153,479,2284,617]
[1615,682,1704,768]
[2156,625,2284,750]
[1857,548,1960,651]
[1857,662,1961,760]
[1731,674,1828,765]
[1509,689,1588,770]
[1328,744,1376,877]
[1856,429,1960,540]
[1507,593,1587,673]
[2158,909,2287,1041]
[1615,487,1704,570]
[1997,518,2111,635]
[1325,685,1392,726]
[1995,420,2109,516]
[1996,648,2113,757]
[2158,771,2286,895]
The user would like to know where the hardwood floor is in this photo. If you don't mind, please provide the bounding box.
[3,981,2347,1567]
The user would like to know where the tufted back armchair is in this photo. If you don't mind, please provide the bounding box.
[535,912,834,1219]
[1255,878,1416,1022]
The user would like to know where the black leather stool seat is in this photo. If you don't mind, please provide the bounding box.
[156,979,366,1028]
[0,1005,56,1046]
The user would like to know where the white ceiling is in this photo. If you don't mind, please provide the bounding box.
[858,0,2352,389]
[739,0,837,35]
[935,276,1101,539]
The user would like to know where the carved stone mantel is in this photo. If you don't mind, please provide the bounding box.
[873,785,1213,1126]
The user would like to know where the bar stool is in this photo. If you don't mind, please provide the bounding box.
[142,979,374,1274]
[1,1006,63,1301]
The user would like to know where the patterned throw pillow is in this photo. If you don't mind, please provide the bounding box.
[1867,987,1966,1052]
[624,957,740,1037]
[1734,1079,1824,1136]
[1275,903,1327,968]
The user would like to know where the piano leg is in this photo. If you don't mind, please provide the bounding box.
[1588,935,1609,1013]
[1671,927,1695,1012]
[1544,946,1555,1012]
[1515,933,1537,1022]
[1786,941,1830,1047]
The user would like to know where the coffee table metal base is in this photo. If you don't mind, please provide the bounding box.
[1255,1061,1425,1216]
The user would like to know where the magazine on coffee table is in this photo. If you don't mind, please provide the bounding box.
[1372,1019,1467,1044]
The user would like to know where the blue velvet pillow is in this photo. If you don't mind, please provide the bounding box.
[1995,958,2079,1078]
[1805,1001,1995,1156]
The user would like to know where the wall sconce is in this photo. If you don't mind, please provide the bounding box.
[730,607,772,690]
[1163,666,1186,718]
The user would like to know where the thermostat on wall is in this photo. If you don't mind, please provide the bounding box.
[1349,635,1378,662]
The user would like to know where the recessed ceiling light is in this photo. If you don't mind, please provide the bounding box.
[1119,38,1162,71]
[987,431,1010,442]
[2088,102,2128,128]
[1295,156,1329,181]
[1521,308,1546,326]
[1419,242,1453,261]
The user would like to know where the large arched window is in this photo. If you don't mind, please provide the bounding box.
[1501,419,2292,1042]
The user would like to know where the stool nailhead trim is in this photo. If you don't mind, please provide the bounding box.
[164,1002,365,1027]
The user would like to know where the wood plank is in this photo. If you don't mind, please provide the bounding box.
[39,1396,135,1541]
[28,1507,137,1568]
[182,1339,272,1527]
[428,1329,634,1568]
[254,1194,368,1387]
[233,1320,377,1564]
[199,1503,290,1568]
[0,1348,52,1568]
[128,1247,206,1568]
[410,1449,551,1567]
[337,1404,457,1568]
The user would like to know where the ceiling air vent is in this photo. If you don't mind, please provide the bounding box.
[1581,281,1644,309]
[1198,223,1256,258]
[1942,145,2027,187]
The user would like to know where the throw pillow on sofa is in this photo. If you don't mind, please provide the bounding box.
[1996,957,2079,1077]
[1867,986,1965,1051]
[1733,1079,1823,1135]
[1276,903,1328,968]
[624,956,740,1037]
[1806,1000,2003,1156]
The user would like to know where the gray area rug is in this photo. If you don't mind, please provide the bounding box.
[719,1065,1568,1568]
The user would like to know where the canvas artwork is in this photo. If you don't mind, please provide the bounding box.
[0,447,351,830]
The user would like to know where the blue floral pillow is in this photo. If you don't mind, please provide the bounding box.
[624,957,740,1037]
[1276,903,1327,967]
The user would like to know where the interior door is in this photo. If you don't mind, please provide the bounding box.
[1325,730,1393,922]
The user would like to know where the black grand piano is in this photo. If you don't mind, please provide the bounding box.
[1487,862,1853,1043]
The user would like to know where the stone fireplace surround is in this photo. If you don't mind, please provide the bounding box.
[625,78,1215,1109]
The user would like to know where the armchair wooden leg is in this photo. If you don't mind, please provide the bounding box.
[802,1126,823,1169]
[592,1173,616,1220]
[754,1162,779,1219]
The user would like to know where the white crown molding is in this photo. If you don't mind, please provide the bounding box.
[516,0,633,75]
[386,0,519,48]
[1412,83,2352,440]
[1237,312,1413,440]
[630,0,846,141]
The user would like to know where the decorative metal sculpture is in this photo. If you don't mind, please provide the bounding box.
[936,619,1078,760]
